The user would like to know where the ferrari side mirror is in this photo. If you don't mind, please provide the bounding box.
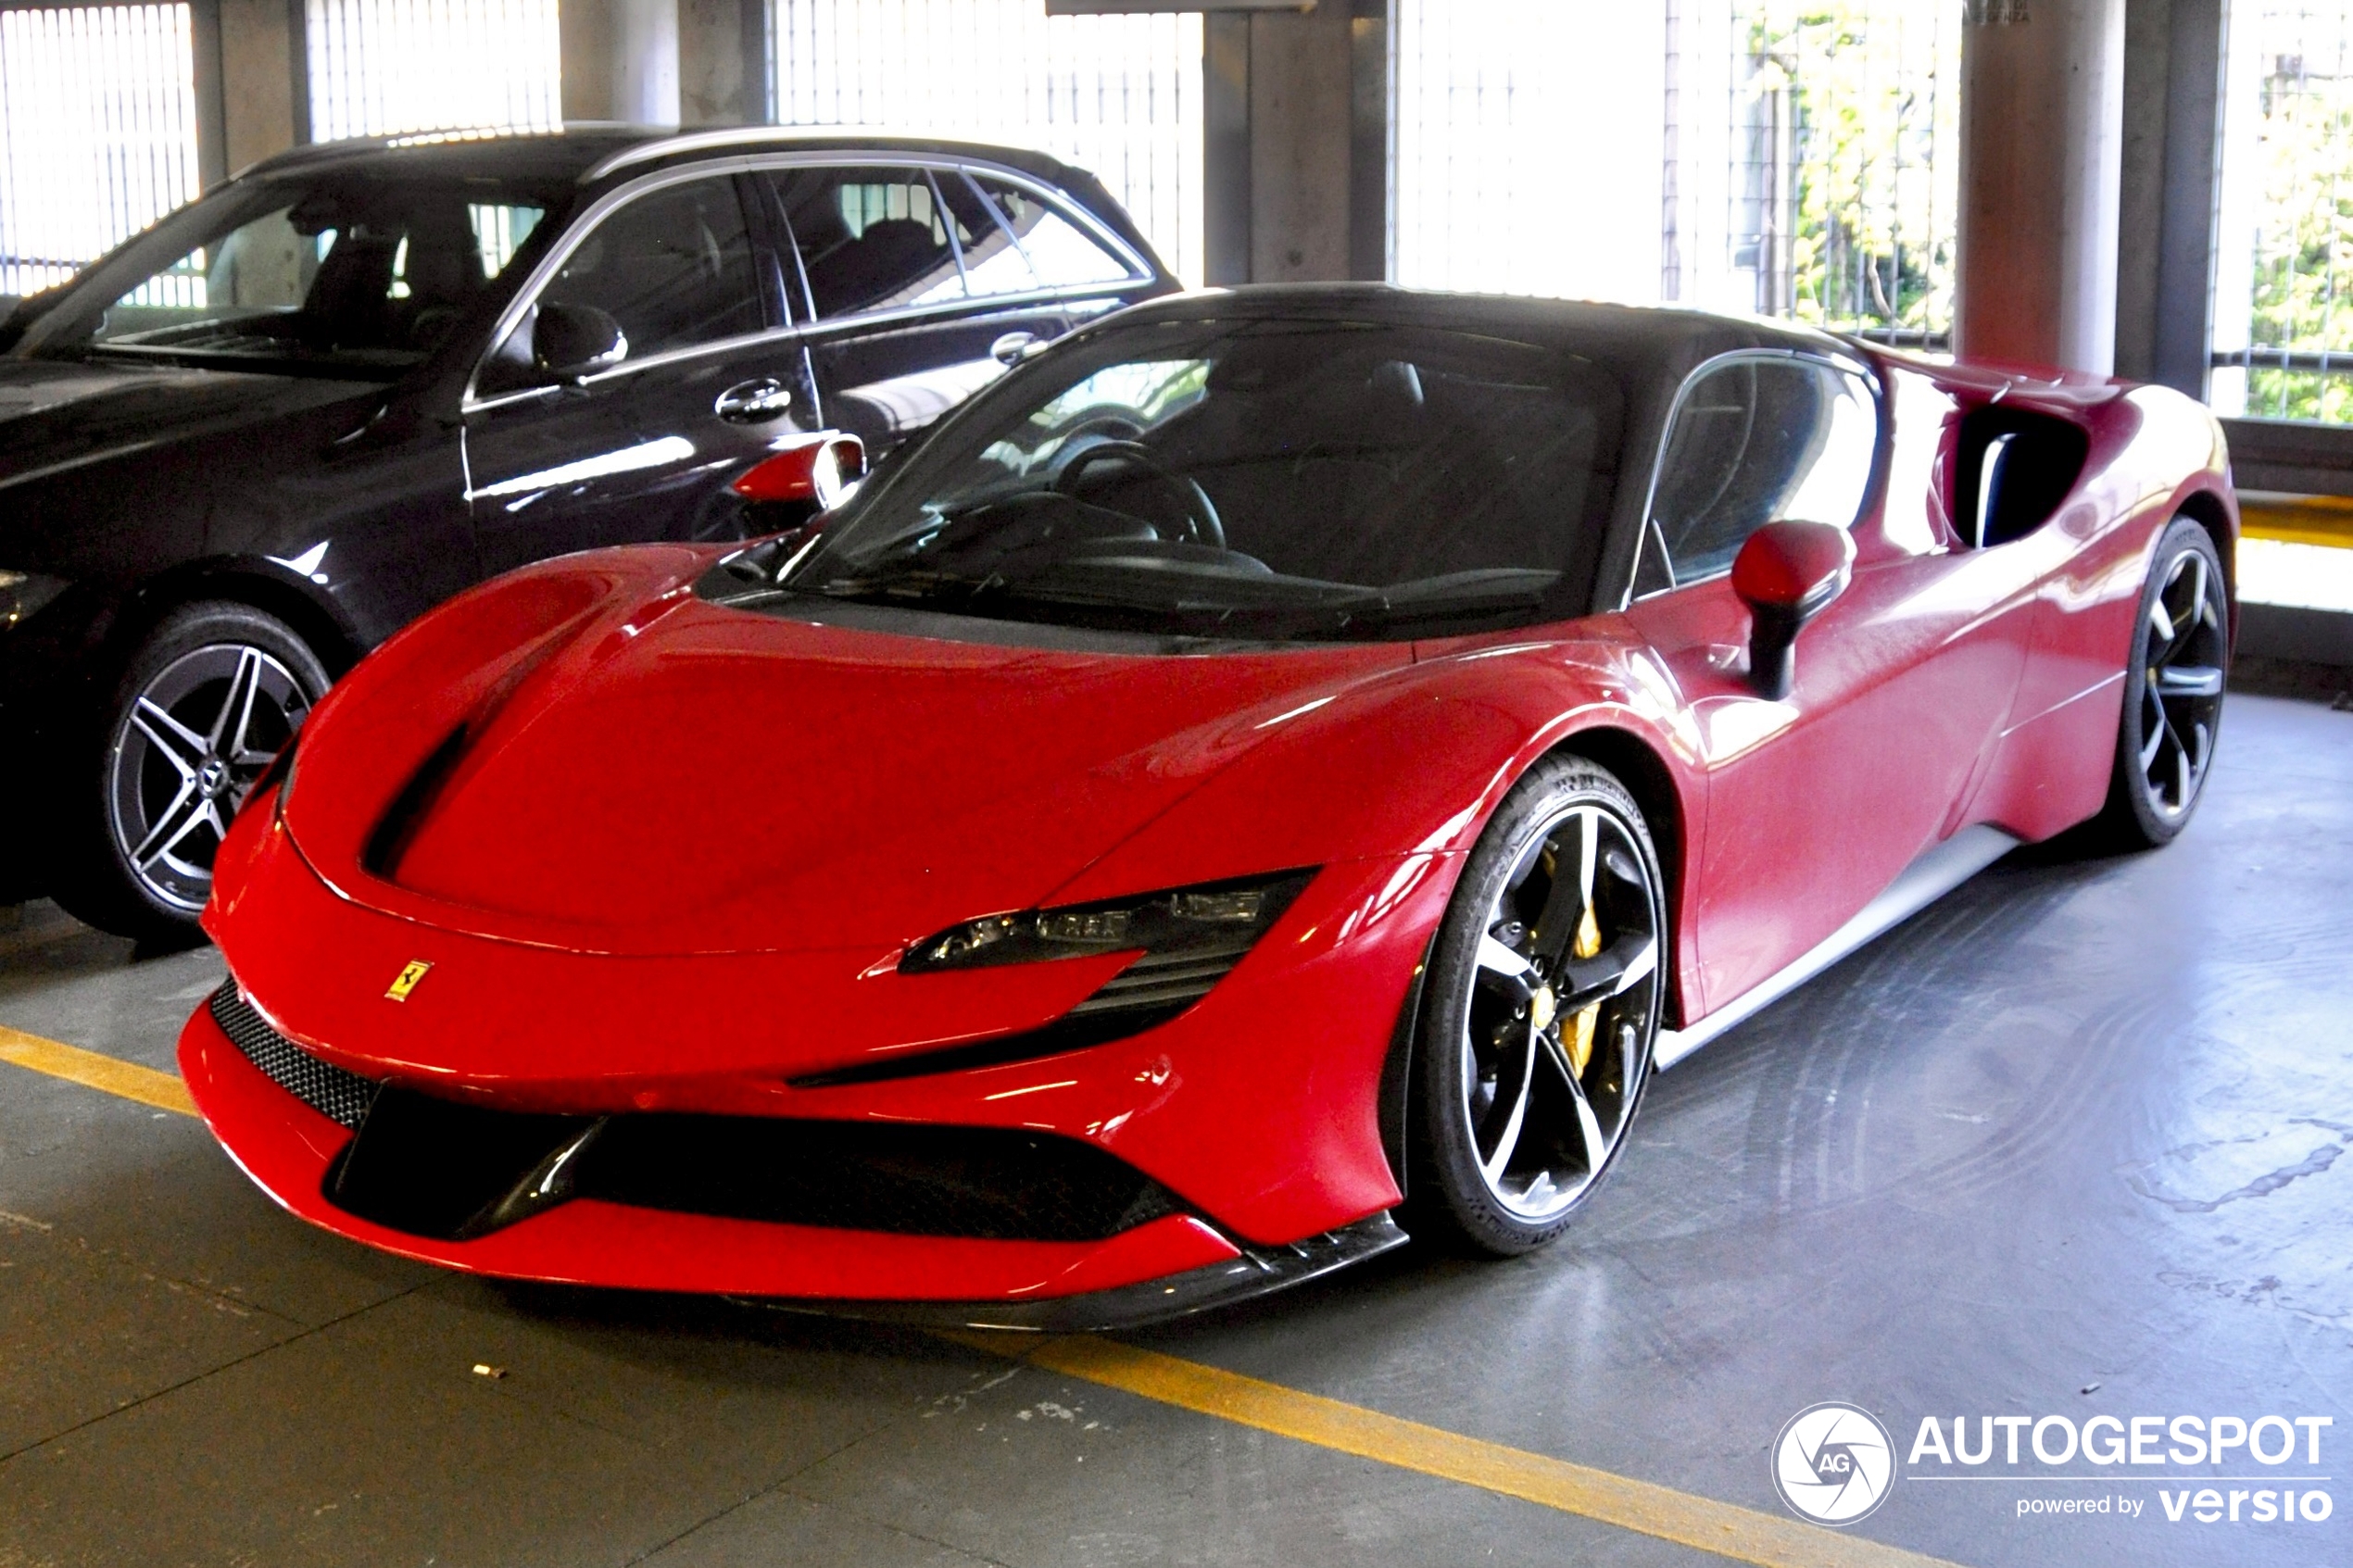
[730,432,868,537]
[1730,520,1856,700]
[733,432,866,508]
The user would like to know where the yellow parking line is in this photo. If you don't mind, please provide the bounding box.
[0,1023,197,1116]
[0,1027,1964,1568]
[952,1341,1966,1568]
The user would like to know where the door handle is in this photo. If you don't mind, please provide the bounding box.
[989,332,1040,367]
[714,379,794,423]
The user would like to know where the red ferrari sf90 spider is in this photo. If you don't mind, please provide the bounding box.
[182,288,2235,1326]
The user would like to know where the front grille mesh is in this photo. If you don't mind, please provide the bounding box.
[208,982,378,1129]
[577,1117,1180,1242]
[205,985,1185,1246]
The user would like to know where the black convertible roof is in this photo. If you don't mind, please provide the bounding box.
[1097,283,1863,363]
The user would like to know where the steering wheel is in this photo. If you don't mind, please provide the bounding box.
[1055,439,1226,548]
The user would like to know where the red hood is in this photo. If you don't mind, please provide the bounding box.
[283,549,1411,954]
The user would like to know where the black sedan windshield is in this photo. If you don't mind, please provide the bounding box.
[13,172,560,376]
[786,319,1627,642]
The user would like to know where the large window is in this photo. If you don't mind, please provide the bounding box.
[305,0,560,143]
[1391,0,1959,345]
[2210,5,2353,424]
[0,4,199,299]
[770,0,1202,285]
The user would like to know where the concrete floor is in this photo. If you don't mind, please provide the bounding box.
[1,692,2347,1568]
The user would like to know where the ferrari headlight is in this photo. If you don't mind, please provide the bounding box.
[902,869,1315,974]
[0,571,69,630]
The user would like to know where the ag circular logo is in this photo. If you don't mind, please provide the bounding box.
[1772,1402,1896,1524]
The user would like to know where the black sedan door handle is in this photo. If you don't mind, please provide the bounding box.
[990,332,1039,367]
[714,379,794,423]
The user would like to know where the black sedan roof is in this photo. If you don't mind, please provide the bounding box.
[242,123,1094,194]
[236,124,1158,274]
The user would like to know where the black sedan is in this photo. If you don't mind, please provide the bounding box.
[0,125,1175,937]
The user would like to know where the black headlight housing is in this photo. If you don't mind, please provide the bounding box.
[901,870,1315,975]
[794,871,1317,1089]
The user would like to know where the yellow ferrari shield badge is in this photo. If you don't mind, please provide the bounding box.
[385,960,433,1002]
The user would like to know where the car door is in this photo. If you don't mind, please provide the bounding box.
[462,170,821,578]
[769,163,1119,455]
[1619,351,2032,1016]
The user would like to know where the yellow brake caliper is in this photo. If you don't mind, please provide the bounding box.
[1568,900,1604,1077]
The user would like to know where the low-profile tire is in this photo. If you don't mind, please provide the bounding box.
[51,601,328,941]
[2093,517,2229,850]
[1404,755,1667,1256]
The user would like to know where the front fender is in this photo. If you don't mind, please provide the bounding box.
[1051,622,1706,903]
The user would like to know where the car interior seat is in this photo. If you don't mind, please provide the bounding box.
[805,217,952,317]
[392,216,484,352]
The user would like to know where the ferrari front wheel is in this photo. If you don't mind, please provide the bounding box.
[1406,756,1667,1256]
[2097,517,2229,849]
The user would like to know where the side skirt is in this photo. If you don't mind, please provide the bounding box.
[1652,823,2020,1071]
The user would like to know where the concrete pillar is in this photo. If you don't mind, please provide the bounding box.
[196,0,301,183]
[561,0,681,126]
[1202,0,1388,286]
[679,0,769,127]
[2114,0,2228,395]
[1955,0,2128,374]
[1246,6,1352,281]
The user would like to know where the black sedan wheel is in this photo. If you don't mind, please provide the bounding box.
[55,603,327,938]
[1407,756,1667,1255]
[2100,517,2228,848]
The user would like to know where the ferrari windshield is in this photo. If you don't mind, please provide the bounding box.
[12,172,560,376]
[786,319,1628,641]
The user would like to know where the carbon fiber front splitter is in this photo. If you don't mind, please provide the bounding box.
[738,1212,1411,1333]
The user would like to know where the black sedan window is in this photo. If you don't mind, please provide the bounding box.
[786,319,1627,642]
[772,167,971,318]
[16,176,554,374]
[527,175,762,359]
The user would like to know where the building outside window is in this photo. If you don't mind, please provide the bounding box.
[770,0,1204,287]
[305,0,561,143]
[1391,0,1959,345]
[0,3,199,301]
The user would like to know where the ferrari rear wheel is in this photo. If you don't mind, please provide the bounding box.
[2097,517,2228,849]
[1406,756,1666,1256]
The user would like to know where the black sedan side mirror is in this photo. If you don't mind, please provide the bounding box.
[1730,521,1855,700]
[532,303,627,383]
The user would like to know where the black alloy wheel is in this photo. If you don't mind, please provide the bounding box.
[1407,756,1667,1255]
[2101,517,2228,848]
[53,602,328,939]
